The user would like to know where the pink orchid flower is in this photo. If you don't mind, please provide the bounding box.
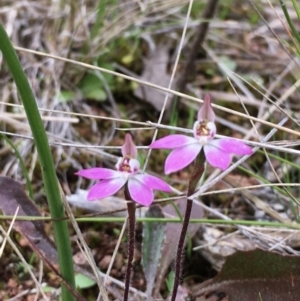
[76,134,171,206]
[150,94,253,174]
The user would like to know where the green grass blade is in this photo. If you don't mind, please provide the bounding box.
[280,0,300,45]
[291,0,300,20]
[0,134,34,199]
[0,24,76,301]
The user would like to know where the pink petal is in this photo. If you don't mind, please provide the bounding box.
[76,168,119,180]
[87,177,127,200]
[150,135,196,149]
[203,144,232,170]
[135,174,171,192]
[165,143,202,174]
[128,158,140,173]
[122,133,137,158]
[197,94,215,122]
[211,138,253,155]
[127,178,154,206]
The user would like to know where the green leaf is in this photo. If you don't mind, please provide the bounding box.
[58,91,76,103]
[142,205,166,300]
[84,87,107,101]
[75,274,96,289]
[218,55,237,77]
[166,270,175,293]
[43,285,55,293]
[78,73,107,101]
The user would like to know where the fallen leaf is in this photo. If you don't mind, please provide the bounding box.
[134,42,173,115]
[0,176,58,266]
[194,227,256,271]
[0,177,150,300]
[192,248,300,301]
[0,176,86,301]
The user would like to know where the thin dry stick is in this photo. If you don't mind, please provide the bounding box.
[191,117,289,199]
[104,217,128,285]
[0,226,49,301]
[59,185,109,301]
[228,78,300,208]
[2,78,300,137]
[0,207,19,257]
[171,3,220,297]
[36,260,44,301]
[1,113,78,123]
[248,0,300,68]
[143,0,195,172]
[196,72,300,194]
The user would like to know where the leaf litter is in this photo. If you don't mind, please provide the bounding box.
[1,0,300,300]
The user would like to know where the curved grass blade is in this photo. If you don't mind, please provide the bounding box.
[0,24,76,301]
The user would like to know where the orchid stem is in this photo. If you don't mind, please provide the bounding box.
[124,188,136,301]
[171,152,205,301]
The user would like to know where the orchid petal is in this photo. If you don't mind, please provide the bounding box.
[165,143,202,174]
[203,144,232,170]
[128,178,154,206]
[197,94,215,122]
[122,133,137,158]
[193,120,216,141]
[129,158,140,173]
[115,157,122,170]
[87,177,127,200]
[150,135,197,149]
[76,168,120,180]
[211,138,253,155]
[135,174,171,192]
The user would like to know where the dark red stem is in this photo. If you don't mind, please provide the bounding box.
[123,188,136,301]
[170,153,205,301]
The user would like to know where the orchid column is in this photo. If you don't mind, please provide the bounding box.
[150,94,253,300]
[76,134,171,301]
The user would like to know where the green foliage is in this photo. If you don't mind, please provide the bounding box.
[166,270,175,294]
[280,0,300,56]
[169,98,179,133]
[0,134,34,199]
[58,90,77,103]
[218,55,237,76]
[77,64,115,102]
[218,0,234,20]
[15,261,33,278]
[78,73,107,102]
[0,24,76,301]
[90,0,118,39]
[186,1,206,19]
[75,274,96,289]
[142,206,166,299]
[187,107,196,129]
